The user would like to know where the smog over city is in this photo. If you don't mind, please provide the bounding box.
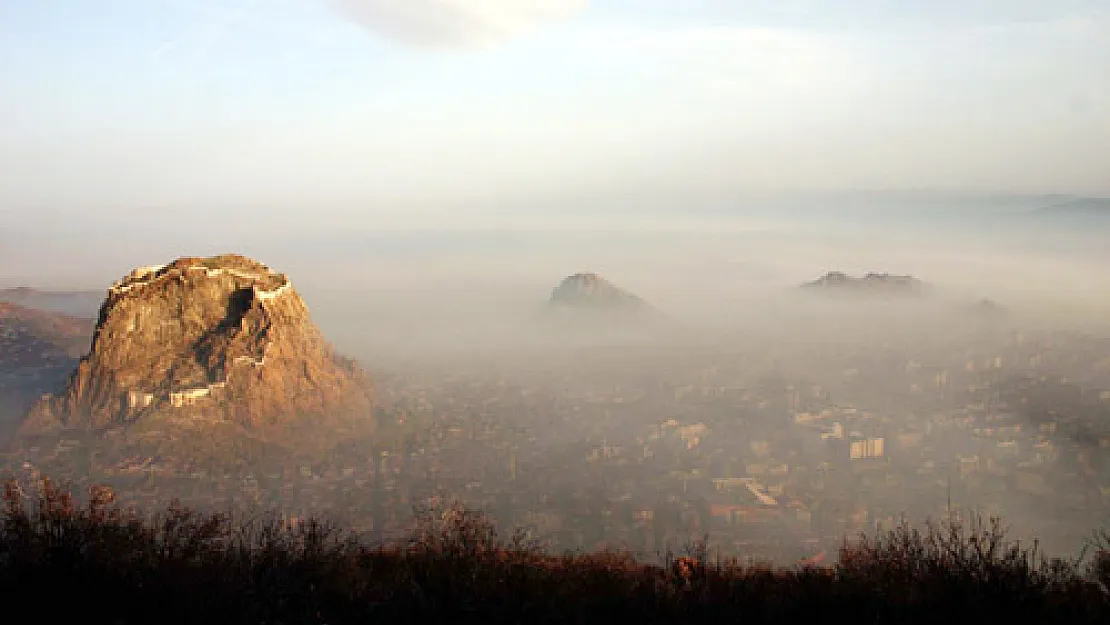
[2,0,1110,594]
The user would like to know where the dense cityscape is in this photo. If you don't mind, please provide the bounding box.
[6,313,1108,565]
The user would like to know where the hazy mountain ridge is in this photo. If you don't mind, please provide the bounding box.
[0,303,94,442]
[800,272,930,296]
[0,287,103,318]
[0,302,93,357]
[1036,197,1110,216]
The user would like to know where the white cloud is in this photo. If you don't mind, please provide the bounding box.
[328,0,588,46]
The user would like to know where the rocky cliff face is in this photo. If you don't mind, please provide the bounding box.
[22,255,373,434]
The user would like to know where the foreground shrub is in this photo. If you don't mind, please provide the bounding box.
[0,478,1107,624]
[837,513,1104,622]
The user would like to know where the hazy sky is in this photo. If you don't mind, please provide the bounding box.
[1,0,1108,235]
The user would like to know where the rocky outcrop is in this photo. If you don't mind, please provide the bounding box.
[22,254,373,434]
[549,273,652,314]
[541,273,671,338]
[801,272,928,296]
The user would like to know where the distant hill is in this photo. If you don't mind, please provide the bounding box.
[541,273,670,335]
[0,287,103,317]
[801,272,929,296]
[1035,198,1110,218]
[549,273,650,312]
[0,303,92,359]
[0,303,94,442]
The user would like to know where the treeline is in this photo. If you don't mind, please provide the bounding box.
[1,478,1108,624]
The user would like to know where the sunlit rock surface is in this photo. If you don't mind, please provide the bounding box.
[22,254,374,435]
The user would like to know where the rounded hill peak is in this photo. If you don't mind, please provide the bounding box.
[548,272,661,320]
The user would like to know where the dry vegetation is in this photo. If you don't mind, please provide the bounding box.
[2,478,1108,624]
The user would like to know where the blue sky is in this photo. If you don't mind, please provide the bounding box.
[1,0,1109,238]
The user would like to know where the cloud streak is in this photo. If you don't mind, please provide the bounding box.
[329,0,588,47]
[148,0,264,65]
